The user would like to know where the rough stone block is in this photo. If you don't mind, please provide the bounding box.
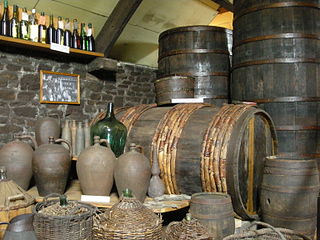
[0,89,16,100]
[20,74,39,90]
[13,106,37,118]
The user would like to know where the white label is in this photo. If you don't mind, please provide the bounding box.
[29,25,38,42]
[21,25,28,38]
[58,21,64,29]
[50,43,70,53]
[22,12,28,21]
[87,28,92,37]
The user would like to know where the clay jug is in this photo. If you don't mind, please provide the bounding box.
[33,136,72,196]
[148,146,165,198]
[35,115,60,146]
[77,136,116,195]
[114,143,151,202]
[3,214,37,240]
[0,135,37,190]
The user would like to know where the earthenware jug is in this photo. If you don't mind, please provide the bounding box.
[33,136,72,196]
[0,135,37,190]
[77,136,116,195]
[90,102,127,157]
[35,115,60,146]
[3,214,37,240]
[114,143,151,202]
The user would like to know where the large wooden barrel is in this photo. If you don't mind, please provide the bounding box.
[231,0,320,157]
[189,192,235,238]
[260,156,320,238]
[116,103,277,219]
[158,26,232,105]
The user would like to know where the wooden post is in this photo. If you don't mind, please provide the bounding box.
[95,0,143,56]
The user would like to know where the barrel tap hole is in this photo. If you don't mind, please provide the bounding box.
[267,198,271,205]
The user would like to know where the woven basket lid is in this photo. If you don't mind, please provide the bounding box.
[0,180,35,210]
[105,196,162,234]
[166,213,211,240]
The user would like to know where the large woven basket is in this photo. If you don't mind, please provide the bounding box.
[94,196,162,240]
[223,222,311,240]
[33,194,96,240]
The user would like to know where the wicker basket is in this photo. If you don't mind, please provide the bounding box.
[93,195,162,240]
[223,222,311,240]
[33,194,96,240]
[165,213,211,240]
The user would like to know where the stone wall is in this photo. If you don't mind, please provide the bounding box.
[0,51,156,146]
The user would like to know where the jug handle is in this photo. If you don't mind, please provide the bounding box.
[136,145,144,154]
[99,139,111,149]
[55,139,72,157]
[17,135,38,149]
[5,194,25,208]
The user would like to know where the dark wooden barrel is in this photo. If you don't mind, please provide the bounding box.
[260,156,320,238]
[116,103,277,219]
[231,0,320,157]
[154,76,195,105]
[158,26,232,105]
[189,192,235,238]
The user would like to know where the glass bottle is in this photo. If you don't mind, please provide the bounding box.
[46,14,56,44]
[90,102,127,157]
[0,166,7,181]
[0,0,10,36]
[9,4,19,38]
[86,23,95,52]
[80,22,86,50]
[71,19,80,49]
[59,195,68,206]
[38,12,46,43]
[56,16,64,45]
[28,8,38,42]
[20,7,29,40]
[63,18,71,47]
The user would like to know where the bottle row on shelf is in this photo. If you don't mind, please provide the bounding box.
[0,0,95,52]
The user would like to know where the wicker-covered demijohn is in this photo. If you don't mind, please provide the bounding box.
[94,189,162,240]
[223,222,311,240]
[165,213,211,240]
[33,194,96,240]
[0,166,35,238]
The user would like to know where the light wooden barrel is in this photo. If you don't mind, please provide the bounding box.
[116,103,277,219]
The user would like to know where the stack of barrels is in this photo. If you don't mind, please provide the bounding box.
[156,25,232,106]
[231,0,320,237]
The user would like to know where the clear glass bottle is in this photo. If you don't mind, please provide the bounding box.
[38,12,46,43]
[0,0,10,36]
[86,23,95,51]
[56,16,64,45]
[28,8,38,42]
[20,7,29,40]
[90,102,127,157]
[10,4,19,38]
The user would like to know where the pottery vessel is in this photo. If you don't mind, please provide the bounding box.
[3,214,37,240]
[33,137,72,196]
[35,116,60,146]
[0,135,37,190]
[148,147,165,198]
[77,136,116,195]
[114,143,151,202]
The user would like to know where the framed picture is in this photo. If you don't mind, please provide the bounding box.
[40,70,80,104]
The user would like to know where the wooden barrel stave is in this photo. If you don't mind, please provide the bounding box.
[232,0,320,156]
[116,104,277,219]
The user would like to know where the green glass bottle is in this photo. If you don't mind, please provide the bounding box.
[90,102,127,157]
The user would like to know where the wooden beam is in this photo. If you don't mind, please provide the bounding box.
[96,0,143,56]
[212,0,233,12]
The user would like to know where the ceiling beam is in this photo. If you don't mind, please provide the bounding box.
[96,0,143,56]
[212,0,233,12]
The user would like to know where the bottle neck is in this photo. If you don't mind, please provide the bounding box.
[105,103,115,118]
[50,16,54,26]
[0,167,7,181]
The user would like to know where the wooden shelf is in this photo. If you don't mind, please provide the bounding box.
[0,35,104,62]
[27,180,190,214]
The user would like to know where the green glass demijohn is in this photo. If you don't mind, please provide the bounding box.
[90,103,127,157]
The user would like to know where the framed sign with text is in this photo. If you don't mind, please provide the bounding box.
[40,70,80,104]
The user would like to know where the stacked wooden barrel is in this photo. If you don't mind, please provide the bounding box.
[231,0,320,157]
[116,103,277,220]
[157,26,232,105]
